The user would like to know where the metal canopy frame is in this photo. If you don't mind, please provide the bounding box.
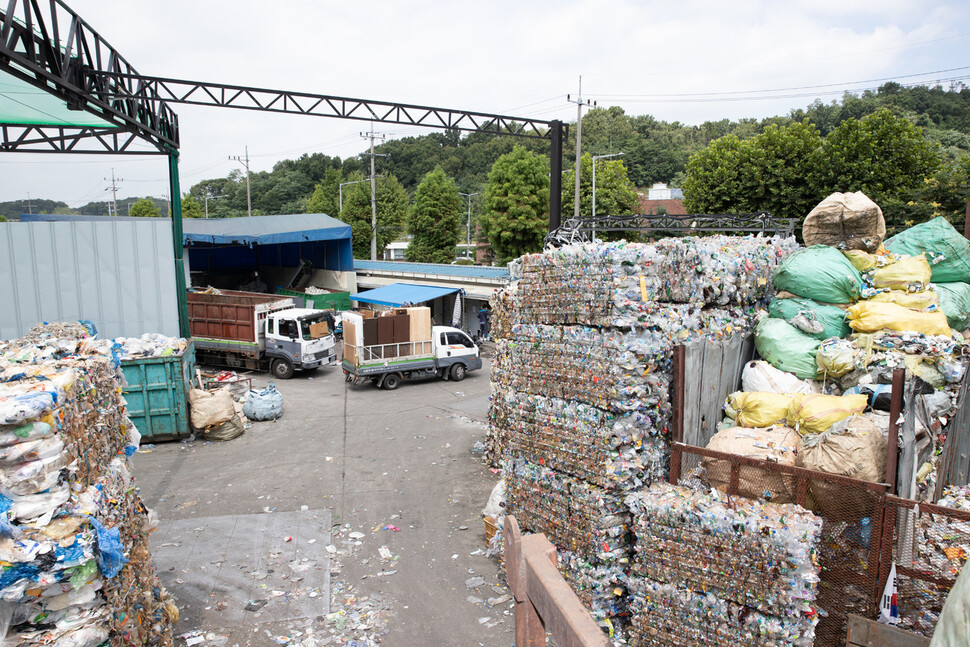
[0,0,179,152]
[94,72,560,140]
[545,212,796,246]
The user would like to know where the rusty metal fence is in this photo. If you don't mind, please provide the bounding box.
[670,442,890,647]
[880,495,970,637]
[668,443,970,646]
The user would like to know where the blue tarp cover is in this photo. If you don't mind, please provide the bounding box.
[182,214,351,246]
[351,283,459,307]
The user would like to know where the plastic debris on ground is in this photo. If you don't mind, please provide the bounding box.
[625,483,822,647]
[0,324,176,647]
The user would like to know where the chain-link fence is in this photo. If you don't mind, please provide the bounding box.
[669,442,890,647]
[880,495,970,637]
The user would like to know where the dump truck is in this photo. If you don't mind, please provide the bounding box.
[341,307,482,389]
[187,289,337,379]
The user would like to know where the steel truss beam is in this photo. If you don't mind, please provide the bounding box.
[93,72,560,140]
[0,123,159,153]
[0,0,178,152]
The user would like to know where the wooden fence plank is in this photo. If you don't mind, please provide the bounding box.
[846,614,930,647]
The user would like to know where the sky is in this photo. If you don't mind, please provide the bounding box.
[2,0,969,208]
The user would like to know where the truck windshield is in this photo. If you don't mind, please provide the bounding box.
[300,316,331,340]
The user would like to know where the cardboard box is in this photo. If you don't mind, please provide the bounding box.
[407,307,432,341]
[309,321,329,338]
[342,320,358,365]
[360,309,376,319]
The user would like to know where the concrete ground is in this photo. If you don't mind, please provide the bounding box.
[132,353,511,647]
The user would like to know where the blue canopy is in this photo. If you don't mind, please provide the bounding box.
[351,283,460,307]
[182,214,351,246]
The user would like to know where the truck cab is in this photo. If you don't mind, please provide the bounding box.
[432,326,482,381]
[264,308,337,379]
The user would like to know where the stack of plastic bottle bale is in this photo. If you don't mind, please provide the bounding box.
[0,322,176,647]
[489,234,798,638]
[624,483,822,646]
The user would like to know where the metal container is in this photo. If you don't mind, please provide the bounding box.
[277,287,352,311]
[121,342,196,441]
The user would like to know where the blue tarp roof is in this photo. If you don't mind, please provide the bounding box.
[353,259,509,280]
[183,214,351,246]
[351,283,460,307]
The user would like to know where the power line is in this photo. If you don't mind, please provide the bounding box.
[595,65,970,100]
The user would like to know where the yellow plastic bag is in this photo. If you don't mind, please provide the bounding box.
[872,255,932,291]
[786,393,868,435]
[726,392,794,428]
[843,250,878,273]
[867,290,939,310]
[847,302,952,336]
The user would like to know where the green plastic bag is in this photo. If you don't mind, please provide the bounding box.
[768,297,850,340]
[772,245,863,304]
[885,217,970,283]
[755,317,822,380]
[935,282,970,331]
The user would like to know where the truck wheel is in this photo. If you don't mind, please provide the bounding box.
[450,363,467,382]
[382,373,401,390]
[272,358,295,380]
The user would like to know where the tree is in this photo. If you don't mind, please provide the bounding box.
[561,153,639,219]
[129,197,161,217]
[181,194,204,219]
[339,174,410,259]
[816,108,940,230]
[405,167,462,263]
[304,168,343,216]
[481,145,549,263]
[683,122,823,220]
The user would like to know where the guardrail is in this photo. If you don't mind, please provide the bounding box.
[504,516,611,647]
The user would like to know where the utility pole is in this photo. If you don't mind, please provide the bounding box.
[567,76,595,220]
[229,146,252,218]
[458,192,479,260]
[26,192,31,215]
[361,129,387,260]
[104,169,122,216]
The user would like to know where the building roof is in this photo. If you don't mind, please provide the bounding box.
[354,259,509,279]
[182,214,351,246]
[351,283,460,307]
[19,213,353,246]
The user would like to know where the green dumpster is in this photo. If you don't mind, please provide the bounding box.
[121,341,195,442]
[277,287,352,311]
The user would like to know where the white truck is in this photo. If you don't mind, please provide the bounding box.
[188,290,337,379]
[341,308,482,390]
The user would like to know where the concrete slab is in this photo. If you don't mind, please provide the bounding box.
[151,509,331,628]
[134,356,512,646]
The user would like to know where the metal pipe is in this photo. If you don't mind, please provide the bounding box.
[168,150,190,338]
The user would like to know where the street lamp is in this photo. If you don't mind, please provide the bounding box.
[458,192,479,260]
[203,191,226,218]
[339,179,371,213]
[592,152,624,239]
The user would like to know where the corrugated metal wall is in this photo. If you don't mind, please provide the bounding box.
[0,220,179,340]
